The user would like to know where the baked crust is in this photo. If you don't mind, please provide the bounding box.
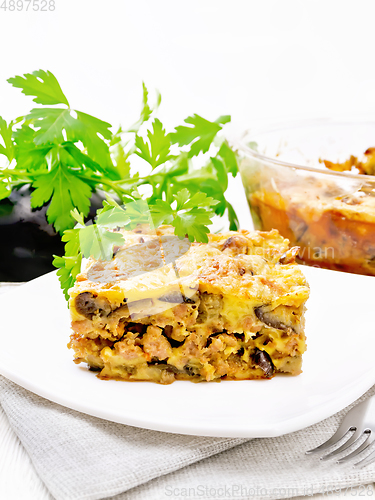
[68,225,309,383]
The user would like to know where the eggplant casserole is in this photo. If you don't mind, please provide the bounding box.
[68,225,309,384]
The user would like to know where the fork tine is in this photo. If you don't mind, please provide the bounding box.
[354,447,375,469]
[337,432,374,464]
[306,399,371,455]
[320,428,363,460]
[306,425,354,455]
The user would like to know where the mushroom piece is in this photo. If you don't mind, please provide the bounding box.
[252,348,274,378]
[75,292,111,319]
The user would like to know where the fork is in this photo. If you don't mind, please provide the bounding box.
[306,396,375,468]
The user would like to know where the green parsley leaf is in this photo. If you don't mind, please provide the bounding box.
[16,144,52,172]
[134,135,151,164]
[26,108,73,144]
[0,181,11,200]
[135,118,172,169]
[175,188,218,211]
[52,227,81,301]
[226,201,239,231]
[110,140,132,179]
[171,114,230,157]
[60,142,105,173]
[23,106,113,176]
[8,70,69,106]
[96,195,122,215]
[150,200,174,227]
[172,207,214,243]
[76,199,153,262]
[12,123,35,144]
[70,207,85,226]
[210,156,228,192]
[72,111,113,169]
[217,140,238,177]
[120,199,153,228]
[172,162,227,216]
[79,224,124,261]
[127,83,161,133]
[151,189,218,242]
[214,115,231,125]
[31,163,92,234]
[14,129,57,174]
[0,116,14,162]
[13,125,51,171]
[96,205,131,229]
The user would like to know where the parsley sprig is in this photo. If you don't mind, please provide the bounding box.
[0,69,240,300]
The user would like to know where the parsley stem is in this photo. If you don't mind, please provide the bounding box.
[75,173,142,199]
[0,168,33,177]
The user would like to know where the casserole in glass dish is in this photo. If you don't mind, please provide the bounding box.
[238,120,375,276]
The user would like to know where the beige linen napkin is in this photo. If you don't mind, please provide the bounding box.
[1,376,375,500]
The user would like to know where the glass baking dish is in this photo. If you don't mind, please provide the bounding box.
[237,119,375,276]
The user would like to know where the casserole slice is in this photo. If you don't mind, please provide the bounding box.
[68,225,309,384]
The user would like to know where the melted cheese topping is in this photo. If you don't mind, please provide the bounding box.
[70,225,309,328]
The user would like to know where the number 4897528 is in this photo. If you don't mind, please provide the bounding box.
[0,0,55,11]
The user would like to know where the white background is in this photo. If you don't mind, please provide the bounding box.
[1,1,375,499]
[1,0,375,134]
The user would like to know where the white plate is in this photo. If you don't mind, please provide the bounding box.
[0,267,374,438]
